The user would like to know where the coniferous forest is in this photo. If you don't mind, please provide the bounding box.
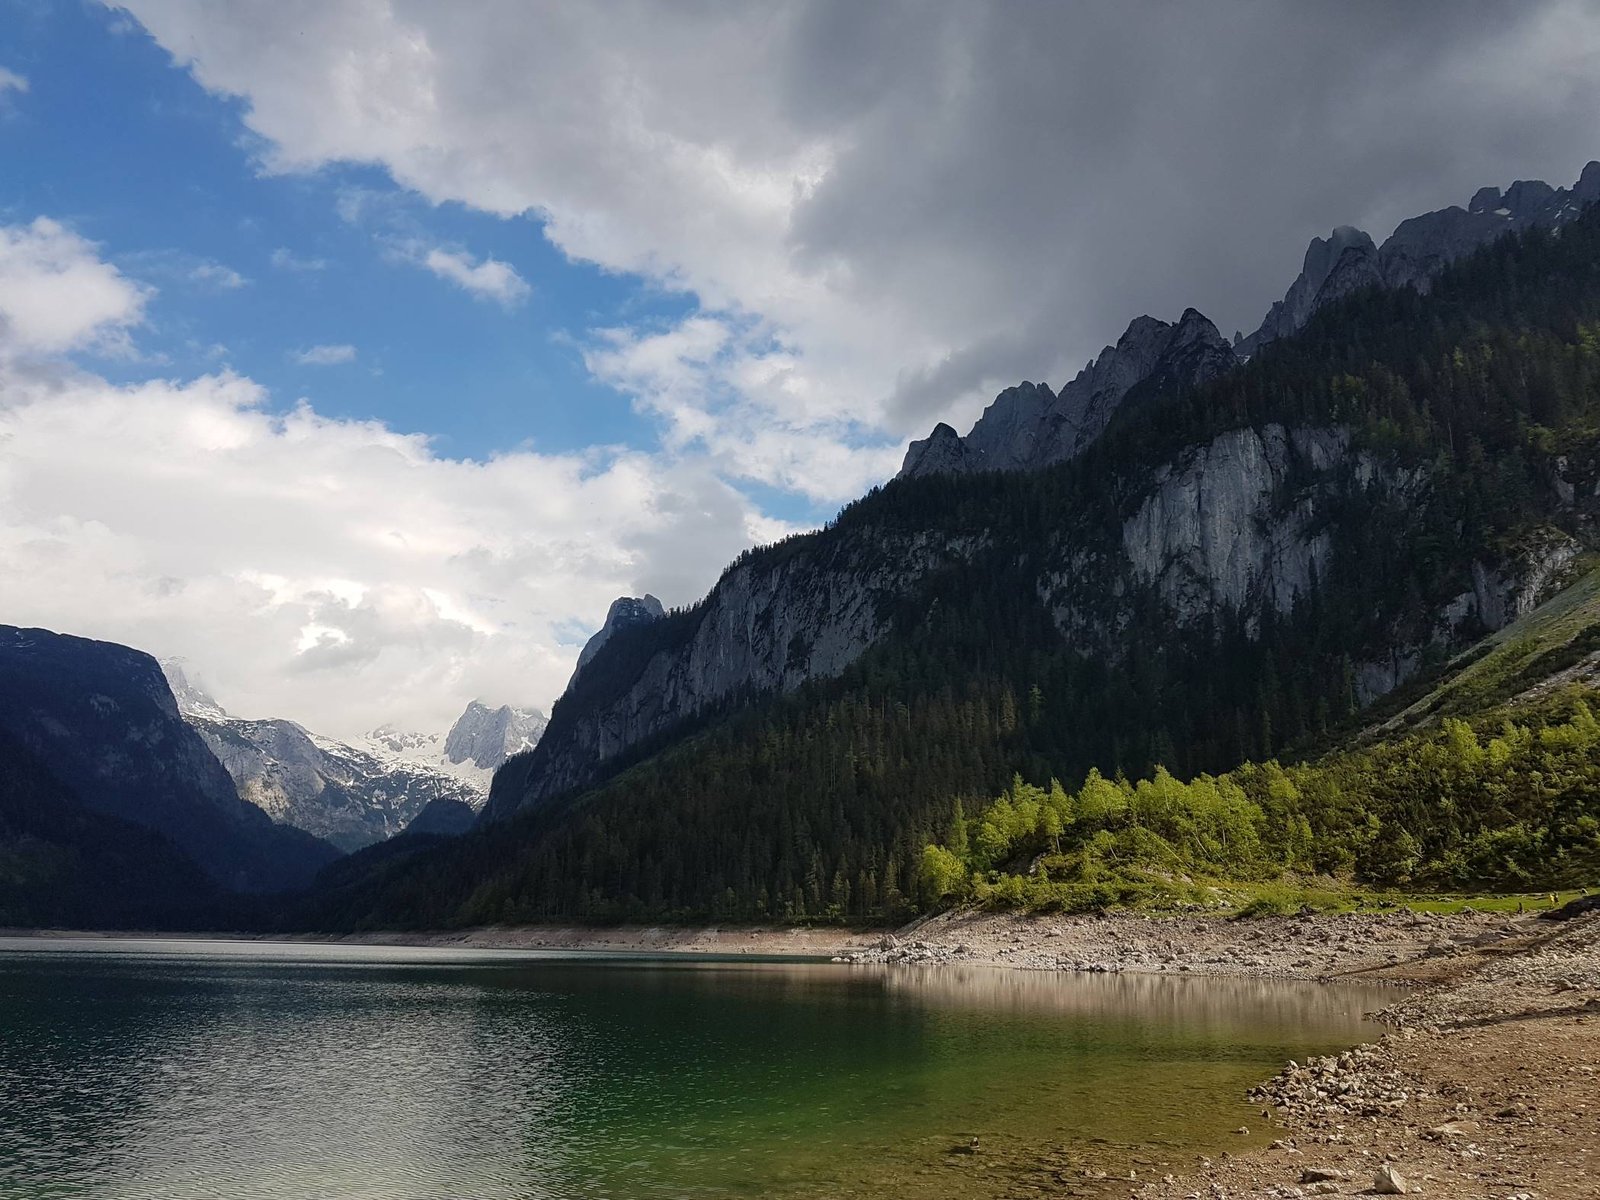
[301,207,1600,931]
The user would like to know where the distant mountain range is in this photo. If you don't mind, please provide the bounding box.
[161,661,545,852]
[0,625,550,925]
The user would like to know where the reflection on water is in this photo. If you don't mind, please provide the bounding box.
[0,937,1395,1199]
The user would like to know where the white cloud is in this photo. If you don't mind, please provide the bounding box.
[118,248,250,295]
[119,0,1600,479]
[188,260,248,291]
[405,243,531,307]
[582,315,899,503]
[0,215,785,737]
[292,342,357,366]
[0,218,148,357]
[189,261,249,290]
[0,68,26,95]
[270,247,328,272]
[0,357,779,740]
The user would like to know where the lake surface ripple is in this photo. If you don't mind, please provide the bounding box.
[0,937,1394,1199]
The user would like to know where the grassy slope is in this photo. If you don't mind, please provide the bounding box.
[1374,557,1600,734]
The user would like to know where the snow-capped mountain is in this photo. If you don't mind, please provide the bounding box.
[359,701,548,791]
[444,701,548,769]
[158,664,539,852]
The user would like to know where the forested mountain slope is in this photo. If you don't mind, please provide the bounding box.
[300,201,1600,930]
[0,627,340,894]
[0,728,223,929]
[927,561,1600,912]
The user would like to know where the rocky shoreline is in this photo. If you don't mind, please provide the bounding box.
[287,905,1525,985]
[839,908,1519,981]
[1135,906,1600,1200]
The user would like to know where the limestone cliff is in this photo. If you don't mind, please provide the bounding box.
[482,528,982,819]
[488,421,1583,823]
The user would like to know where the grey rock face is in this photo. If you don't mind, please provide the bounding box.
[1117,426,1362,625]
[899,422,975,476]
[571,594,666,685]
[163,665,495,853]
[443,700,548,770]
[482,528,982,820]
[1467,533,1582,632]
[900,309,1236,480]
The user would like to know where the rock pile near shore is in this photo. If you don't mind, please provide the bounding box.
[1137,910,1600,1199]
[1250,1045,1413,1120]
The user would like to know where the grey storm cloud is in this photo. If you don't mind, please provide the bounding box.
[775,0,1600,422]
[124,0,1600,446]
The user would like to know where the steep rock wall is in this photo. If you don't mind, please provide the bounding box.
[485,529,983,817]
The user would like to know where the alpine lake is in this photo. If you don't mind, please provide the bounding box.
[0,937,1395,1199]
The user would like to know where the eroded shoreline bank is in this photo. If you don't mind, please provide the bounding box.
[0,907,1552,985]
[273,906,1548,985]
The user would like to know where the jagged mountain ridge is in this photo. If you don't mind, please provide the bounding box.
[901,308,1238,479]
[903,162,1600,482]
[163,666,540,852]
[1238,162,1600,357]
[476,191,1600,834]
[0,627,338,892]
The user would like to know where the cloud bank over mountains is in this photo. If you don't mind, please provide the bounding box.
[4,1,1600,734]
[0,219,787,738]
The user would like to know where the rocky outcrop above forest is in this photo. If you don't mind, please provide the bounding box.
[487,421,1578,823]
[901,309,1236,478]
[481,529,984,819]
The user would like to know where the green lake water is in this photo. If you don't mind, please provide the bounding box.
[0,937,1394,1199]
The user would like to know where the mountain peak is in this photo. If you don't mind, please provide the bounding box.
[1576,161,1600,202]
[900,310,1234,480]
[443,700,548,770]
[569,593,668,686]
[1243,160,1600,358]
[159,658,228,721]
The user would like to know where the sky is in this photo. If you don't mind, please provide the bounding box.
[1,1,1599,739]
